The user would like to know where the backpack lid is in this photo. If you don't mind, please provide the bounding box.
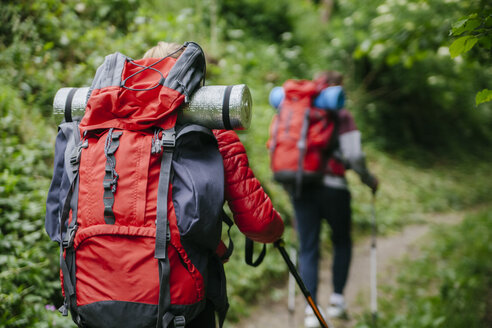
[282,79,319,100]
[80,42,206,133]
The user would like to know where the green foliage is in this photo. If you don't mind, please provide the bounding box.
[449,5,492,105]
[356,208,492,328]
[0,84,73,327]
[338,0,492,156]
[219,0,294,42]
[0,0,145,118]
[449,35,479,58]
[449,10,492,60]
[476,88,492,105]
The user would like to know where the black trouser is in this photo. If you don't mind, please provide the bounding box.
[292,185,352,302]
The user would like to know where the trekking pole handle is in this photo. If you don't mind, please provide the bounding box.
[274,239,333,328]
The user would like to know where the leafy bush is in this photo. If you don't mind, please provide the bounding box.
[346,0,492,157]
[219,0,294,42]
[449,3,492,105]
[0,84,74,327]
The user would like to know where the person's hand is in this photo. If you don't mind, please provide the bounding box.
[361,172,379,194]
[369,175,379,195]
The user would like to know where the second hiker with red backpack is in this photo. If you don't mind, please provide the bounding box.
[268,71,378,327]
[45,41,284,328]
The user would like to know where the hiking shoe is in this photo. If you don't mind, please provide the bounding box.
[327,293,348,319]
[304,305,324,328]
[327,303,348,319]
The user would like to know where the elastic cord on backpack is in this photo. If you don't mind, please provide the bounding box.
[121,45,186,92]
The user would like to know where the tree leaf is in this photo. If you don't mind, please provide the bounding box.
[451,18,469,36]
[451,14,480,36]
[476,89,492,106]
[463,19,481,33]
[449,36,478,58]
[478,36,492,50]
[485,15,492,27]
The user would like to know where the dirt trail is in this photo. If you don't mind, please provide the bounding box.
[234,211,464,328]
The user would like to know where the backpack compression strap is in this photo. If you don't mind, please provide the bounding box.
[103,128,123,224]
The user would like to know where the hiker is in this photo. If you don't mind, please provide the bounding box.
[150,42,287,328]
[267,71,377,327]
[45,41,284,328]
[298,71,378,326]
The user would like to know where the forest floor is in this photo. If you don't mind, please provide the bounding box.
[234,210,466,328]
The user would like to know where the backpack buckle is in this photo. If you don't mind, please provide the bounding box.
[160,129,175,152]
[166,223,171,241]
[58,302,68,316]
[70,139,88,168]
[62,224,78,249]
[174,315,186,328]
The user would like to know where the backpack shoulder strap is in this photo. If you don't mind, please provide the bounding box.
[324,111,341,158]
[154,127,177,328]
[58,121,87,322]
[176,123,213,139]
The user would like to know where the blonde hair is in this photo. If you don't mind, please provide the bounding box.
[142,41,185,59]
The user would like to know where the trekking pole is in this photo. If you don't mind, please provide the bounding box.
[287,247,297,314]
[370,193,378,328]
[274,239,334,328]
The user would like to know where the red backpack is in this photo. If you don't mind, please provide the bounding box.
[267,79,337,194]
[46,42,231,328]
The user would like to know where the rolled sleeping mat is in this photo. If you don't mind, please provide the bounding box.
[177,84,251,130]
[53,84,252,130]
[268,85,345,111]
[53,87,91,123]
[268,86,285,110]
[313,85,345,110]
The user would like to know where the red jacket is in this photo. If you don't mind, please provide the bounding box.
[213,130,284,243]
